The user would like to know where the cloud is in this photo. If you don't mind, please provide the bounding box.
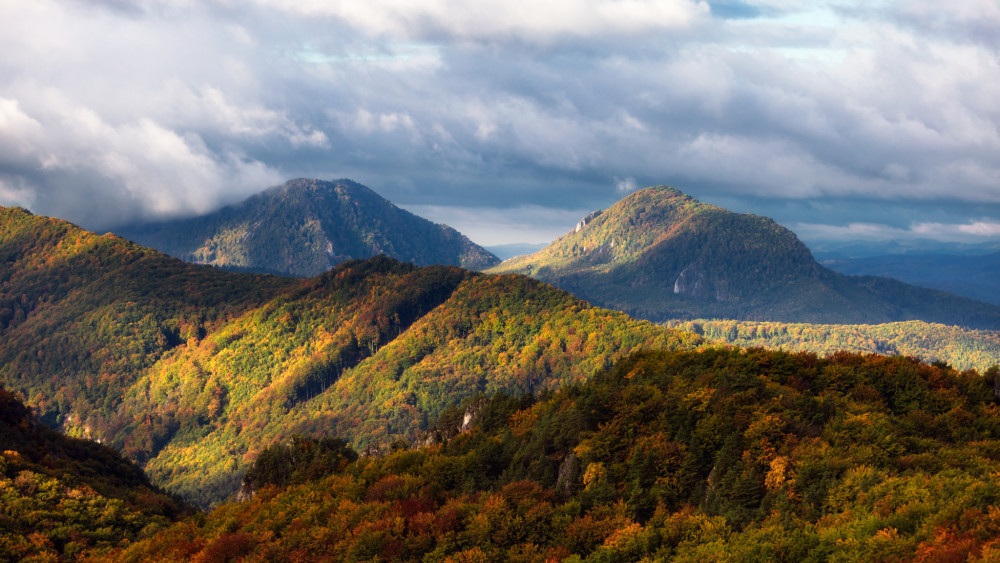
[615,177,639,194]
[194,87,329,148]
[844,0,1000,49]
[253,0,709,42]
[0,0,998,245]
[0,177,36,209]
[792,220,1000,244]
[0,92,283,228]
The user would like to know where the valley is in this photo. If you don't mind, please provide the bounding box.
[3,181,1000,561]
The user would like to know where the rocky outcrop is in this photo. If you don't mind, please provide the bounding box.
[575,210,602,233]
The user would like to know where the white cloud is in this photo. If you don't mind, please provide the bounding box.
[615,177,639,194]
[0,177,36,209]
[253,0,709,41]
[350,109,417,134]
[1,0,999,244]
[0,90,283,225]
[192,87,329,147]
[793,220,1000,243]
[0,98,43,163]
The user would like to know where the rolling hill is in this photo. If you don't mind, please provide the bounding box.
[117,178,500,277]
[0,205,702,507]
[102,346,1000,562]
[489,186,1000,329]
[8,203,1000,561]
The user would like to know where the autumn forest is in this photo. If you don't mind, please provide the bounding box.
[3,182,1000,562]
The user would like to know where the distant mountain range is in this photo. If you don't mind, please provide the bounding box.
[810,238,1000,259]
[488,186,1000,329]
[820,252,1000,306]
[117,178,500,277]
[485,242,549,260]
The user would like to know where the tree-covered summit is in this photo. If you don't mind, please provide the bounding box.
[118,178,501,277]
[490,185,1000,329]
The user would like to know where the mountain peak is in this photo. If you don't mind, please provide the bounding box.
[119,179,500,277]
[270,178,374,197]
[495,184,738,276]
[490,184,1000,328]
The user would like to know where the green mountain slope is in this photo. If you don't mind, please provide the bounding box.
[0,206,294,427]
[112,260,702,506]
[103,346,1000,562]
[0,386,187,561]
[489,186,1000,329]
[118,178,500,276]
[0,206,703,507]
[669,319,1000,372]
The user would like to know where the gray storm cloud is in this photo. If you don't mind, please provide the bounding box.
[0,0,998,244]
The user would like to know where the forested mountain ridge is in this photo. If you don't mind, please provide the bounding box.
[669,319,1000,372]
[103,346,1000,562]
[8,204,1000,561]
[488,186,1000,329]
[0,205,294,426]
[117,178,501,277]
[0,386,187,561]
[0,205,704,507]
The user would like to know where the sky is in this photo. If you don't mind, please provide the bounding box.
[1,0,999,248]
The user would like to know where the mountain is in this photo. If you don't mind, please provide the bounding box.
[103,346,1000,562]
[0,385,187,561]
[117,178,501,277]
[0,205,703,507]
[488,186,1000,329]
[9,204,1000,561]
[820,252,1000,306]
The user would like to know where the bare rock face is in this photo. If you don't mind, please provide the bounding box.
[674,264,710,299]
[556,452,579,495]
[459,399,486,433]
[575,210,603,233]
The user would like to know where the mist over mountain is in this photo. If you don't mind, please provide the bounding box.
[117,178,500,277]
[489,186,1000,329]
